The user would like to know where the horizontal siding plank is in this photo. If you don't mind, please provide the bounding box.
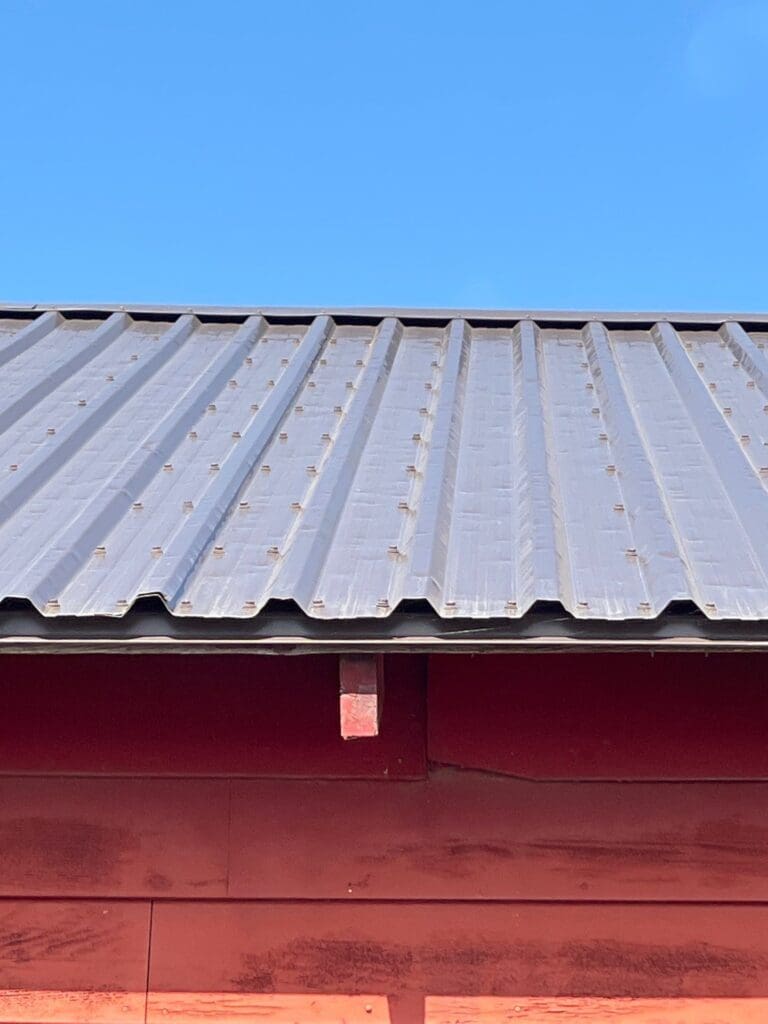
[0,900,150,1023]
[145,993,390,1023]
[425,997,768,1023]
[429,653,768,780]
[0,778,229,897]
[148,902,768,1000]
[229,770,768,901]
[0,654,426,779]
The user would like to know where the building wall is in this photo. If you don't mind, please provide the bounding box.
[1,652,768,1023]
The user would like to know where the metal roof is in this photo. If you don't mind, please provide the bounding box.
[2,304,768,622]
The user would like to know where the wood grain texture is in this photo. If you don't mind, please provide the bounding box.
[228,770,768,901]
[0,777,229,897]
[0,653,426,778]
[428,652,768,780]
[148,902,768,1000]
[425,997,768,1023]
[0,900,150,1023]
[145,992,390,1022]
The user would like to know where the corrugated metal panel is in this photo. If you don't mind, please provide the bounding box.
[1,307,768,620]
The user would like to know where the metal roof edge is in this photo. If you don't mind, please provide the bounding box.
[2,302,768,325]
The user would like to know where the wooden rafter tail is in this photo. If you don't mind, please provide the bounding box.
[339,654,384,739]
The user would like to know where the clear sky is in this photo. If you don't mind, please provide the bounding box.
[2,0,768,312]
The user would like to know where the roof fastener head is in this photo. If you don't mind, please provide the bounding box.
[189,430,198,440]
[209,462,220,472]
[105,374,115,382]
[243,600,257,610]
[733,360,740,368]
[46,427,56,435]
[741,435,751,445]
[295,404,304,413]
[207,403,217,413]
[577,600,590,610]
[625,548,638,559]
[77,398,87,407]
[116,599,129,608]
[696,361,705,369]
[94,545,106,557]
[151,546,163,557]
[606,464,616,474]
[130,353,138,362]
[279,432,288,441]
[306,465,318,476]
[747,380,756,389]
[251,403,260,412]
[356,359,365,367]
[586,382,594,390]
[334,405,343,414]
[412,433,422,442]
[312,598,325,609]
[267,546,280,557]
[321,432,332,442]
[183,500,194,512]
[506,599,518,611]
[599,432,608,441]
[591,407,600,416]
[723,407,732,416]
[290,501,302,512]
[163,462,173,472]
[637,601,652,613]
[319,358,327,366]
[45,599,61,613]
[308,380,316,388]
[132,501,143,511]
[613,502,625,512]
[377,599,390,610]
[708,382,717,391]
[179,600,192,611]
[213,545,225,557]
[267,379,275,387]
[232,431,242,440]
[228,379,238,388]
[9,464,18,472]
[245,356,253,366]
[261,464,271,473]
[282,358,290,366]
[239,500,250,510]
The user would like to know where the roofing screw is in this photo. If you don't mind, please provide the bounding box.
[132,501,143,511]
[267,546,280,558]
[321,432,332,443]
[388,545,403,559]
[46,427,56,435]
[591,407,600,416]
[188,430,198,440]
[586,382,594,391]
[599,432,608,441]
[130,353,138,362]
[432,360,441,368]
[267,379,275,388]
[625,548,638,559]
[577,600,590,610]
[708,383,717,391]
[210,462,220,472]
[704,602,717,613]
[506,600,518,611]
[239,500,250,511]
[295,405,304,413]
[764,405,768,413]
[606,464,616,474]
[207,403,217,413]
[243,600,257,611]
[308,380,316,388]
[232,431,242,440]
[614,502,625,513]
[9,464,18,472]
[419,407,429,416]
[312,598,325,609]
[405,464,419,476]
[261,465,271,473]
[45,600,60,613]
[319,358,327,366]
[94,545,106,558]
[306,465,318,476]
[424,382,432,391]
[760,467,768,477]
[760,343,766,350]
[105,374,115,382]
[279,432,288,441]
[397,500,411,512]
[356,359,365,367]
[228,379,238,388]
[329,336,337,345]
[163,463,173,472]
[733,360,741,368]
[116,599,129,609]
[412,433,422,442]
[77,399,87,407]
[637,601,652,614]
[345,381,354,390]
[747,380,756,389]
[334,405,343,414]
[723,407,732,416]
[696,361,705,369]
[377,599,390,611]
[251,403,260,412]
[684,341,693,349]
[444,600,457,612]
[151,547,163,557]
[183,500,194,512]
[290,501,302,512]
[260,336,268,343]
[580,362,588,369]
[245,356,253,366]
[741,435,751,445]
[281,358,290,367]
[180,600,192,611]
[213,546,225,558]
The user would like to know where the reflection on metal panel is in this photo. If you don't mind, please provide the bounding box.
[1,307,768,620]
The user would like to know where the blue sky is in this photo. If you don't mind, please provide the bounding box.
[2,0,768,311]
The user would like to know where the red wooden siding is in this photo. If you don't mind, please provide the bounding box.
[1,651,768,1023]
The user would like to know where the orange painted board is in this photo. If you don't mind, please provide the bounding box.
[429,653,768,780]
[145,993,390,1023]
[0,900,150,1023]
[0,654,426,778]
[0,777,229,897]
[148,901,768,1000]
[228,770,768,901]
[425,998,768,1023]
